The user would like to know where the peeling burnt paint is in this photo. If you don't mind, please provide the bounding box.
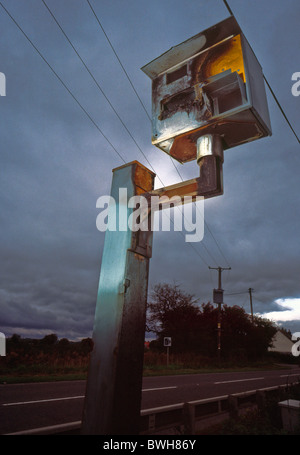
[143,16,271,163]
[158,84,213,123]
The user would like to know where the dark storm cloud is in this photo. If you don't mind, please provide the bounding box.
[0,0,299,340]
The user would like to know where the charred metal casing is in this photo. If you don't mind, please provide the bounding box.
[141,16,272,163]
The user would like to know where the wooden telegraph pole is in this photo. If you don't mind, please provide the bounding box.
[209,266,231,363]
[248,288,254,323]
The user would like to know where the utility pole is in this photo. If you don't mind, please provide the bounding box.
[209,266,231,363]
[248,288,254,323]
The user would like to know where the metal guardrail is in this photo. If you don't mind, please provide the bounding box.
[140,381,300,434]
[6,420,82,436]
[5,381,300,435]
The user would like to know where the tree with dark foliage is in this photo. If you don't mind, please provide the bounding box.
[147,283,277,360]
[147,283,200,353]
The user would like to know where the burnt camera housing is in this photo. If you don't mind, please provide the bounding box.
[142,16,271,163]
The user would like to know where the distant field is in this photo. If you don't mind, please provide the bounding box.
[0,360,289,384]
[1,337,297,384]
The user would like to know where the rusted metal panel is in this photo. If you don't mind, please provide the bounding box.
[143,155,223,208]
[190,34,246,85]
[142,16,271,164]
[141,16,242,79]
[133,161,156,194]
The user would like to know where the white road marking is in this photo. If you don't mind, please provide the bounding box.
[142,386,177,392]
[214,377,264,385]
[2,395,85,406]
[2,386,177,407]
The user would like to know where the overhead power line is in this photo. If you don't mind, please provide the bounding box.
[41,0,163,186]
[263,78,300,145]
[252,296,269,305]
[86,0,152,123]
[0,2,214,269]
[1,1,228,269]
[224,291,249,296]
[41,0,219,267]
[86,0,231,268]
[222,0,234,15]
[222,0,300,145]
[0,1,126,165]
[85,0,185,185]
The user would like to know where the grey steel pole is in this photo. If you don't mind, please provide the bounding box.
[82,148,224,434]
[81,161,155,435]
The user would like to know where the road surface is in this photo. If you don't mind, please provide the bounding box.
[1,366,300,434]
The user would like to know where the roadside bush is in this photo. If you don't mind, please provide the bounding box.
[0,334,93,377]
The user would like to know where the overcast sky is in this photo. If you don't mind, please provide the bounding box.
[0,0,299,341]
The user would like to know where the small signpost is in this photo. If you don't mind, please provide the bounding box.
[164,337,172,367]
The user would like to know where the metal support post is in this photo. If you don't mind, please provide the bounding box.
[143,136,224,205]
[82,137,224,435]
[81,161,155,435]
